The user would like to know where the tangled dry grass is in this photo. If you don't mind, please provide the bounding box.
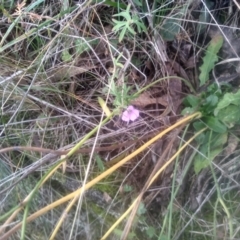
[1,0,240,239]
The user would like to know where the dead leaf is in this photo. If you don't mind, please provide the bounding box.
[46,65,96,82]
[166,62,183,114]
[103,192,112,203]
[224,134,239,156]
[170,60,189,81]
[130,91,168,108]
[185,56,196,69]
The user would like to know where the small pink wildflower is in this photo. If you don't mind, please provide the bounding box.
[121,105,139,122]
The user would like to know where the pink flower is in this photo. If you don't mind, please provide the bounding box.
[121,106,139,122]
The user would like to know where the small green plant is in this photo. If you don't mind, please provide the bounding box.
[182,31,240,173]
[199,34,223,86]
[106,54,136,109]
[214,90,240,128]
[109,77,133,108]
[112,4,146,42]
[183,83,240,173]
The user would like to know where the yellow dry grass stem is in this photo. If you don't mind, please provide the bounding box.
[0,112,201,240]
[101,127,207,239]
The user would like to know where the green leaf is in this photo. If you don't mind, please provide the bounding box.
[202,94,219,114]
[137,202,147,215]
[113,229,123,237]
[193,121,206,131]
[204,95,218,107]
[112,20,126,29]
[126,25,136,35]
[199,34,223,86]
[202,116,227,133]
[146,227,156,239]
[119,28,127,42]
[160,17,181,41]
[95,155,105,172]
[194,157,208,174]
[61,49,72,62]
[211,132,228,148]
[216,105,240,128]
[194,131,226,174]
[194,133,205,145]
[184,94,200,107]
[112,4,146,42]
[158,235,169,240]
[114,11,131,21]
[214,89,240,115]
[160,6,187,41]
[181,107,195,115]
[135,20,147,33]
[113,4,131,18]
[123,184,133,192]
[194,146,222,174]
[193,122,208,145]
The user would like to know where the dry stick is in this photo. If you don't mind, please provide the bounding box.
[0,130,160,196]
[0,128,166,156]
[120,127,182,240]
[0,139,141,155]
[0,129,166,196]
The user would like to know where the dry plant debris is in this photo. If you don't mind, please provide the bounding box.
[1,0,240,239]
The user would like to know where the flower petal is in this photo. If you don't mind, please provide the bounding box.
[129,109,139,121]
[127,105,135,111]
[121,110,130,122]
[121,106,139,122]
